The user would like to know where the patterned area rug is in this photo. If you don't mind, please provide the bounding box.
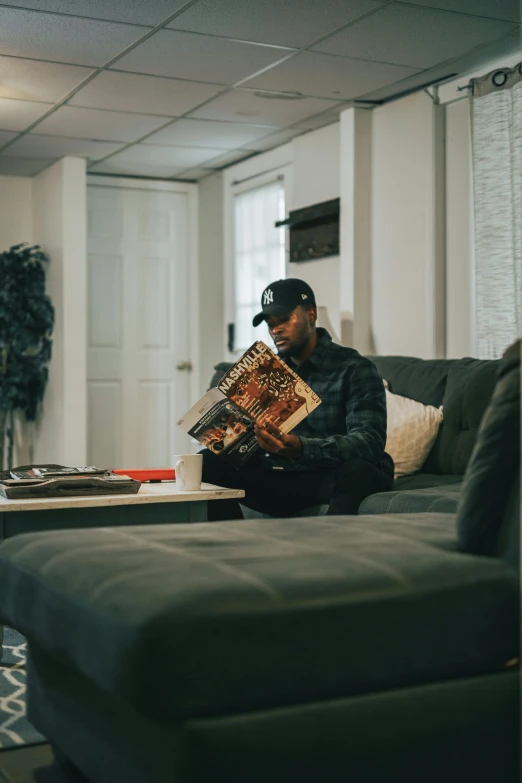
[0,627,47,749]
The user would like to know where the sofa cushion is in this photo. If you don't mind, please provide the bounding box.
[348,511,459,550]
[423,359,500,475]
[358,474,461,514]
[0,516,517,723]
[384,388,444,477]
[393,474,462,491]
[457,345,520,568]
[369,356,454,408]
[359,482,462,515]
[370,356,499,476]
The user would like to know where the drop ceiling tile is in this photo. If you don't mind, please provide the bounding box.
[205,149,258,168]
[2,134,126,161]
[142,118,277,149]
[175,167,215,180]
[189,88,343,125]
[241,127,304,150]
[34,106,171,142]
[243,52,418,100]
[0,98,52,131]
[168,0,383,48]
[88,160,185,178]
[0,7,149,67]
[312,5,516,69]
[3,0,190,26]
[104,143,228,169]
[0,130,18,147]
[113,29,294,84]
[354,28,522,102]
[0,155,56,176]
[293,105,351,129]
[69,71,223,116]
[401,0,520,23]
[0,56,94,103]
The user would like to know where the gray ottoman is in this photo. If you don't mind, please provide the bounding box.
[0,515,518,782]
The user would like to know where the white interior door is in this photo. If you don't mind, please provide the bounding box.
[87,184,193,469]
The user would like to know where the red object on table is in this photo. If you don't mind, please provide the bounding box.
[112,469,175,482]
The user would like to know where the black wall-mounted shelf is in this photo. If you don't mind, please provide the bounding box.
[276,197,340,263]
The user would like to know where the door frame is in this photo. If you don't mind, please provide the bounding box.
[86,174,200,409]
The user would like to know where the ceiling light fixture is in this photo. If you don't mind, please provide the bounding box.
[253,91,305,100]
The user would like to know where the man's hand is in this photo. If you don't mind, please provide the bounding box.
[254,421,302,459]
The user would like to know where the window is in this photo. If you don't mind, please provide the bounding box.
[233,179,286,351]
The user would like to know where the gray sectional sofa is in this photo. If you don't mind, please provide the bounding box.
[360,355,500,513]
[0,349,517,782]
[211,354,501,516]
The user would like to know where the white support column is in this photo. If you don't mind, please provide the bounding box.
[32,157,87,465]
[339,107,373,353]
[290,125,341,336]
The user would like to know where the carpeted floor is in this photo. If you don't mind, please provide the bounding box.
[0,628,46,750]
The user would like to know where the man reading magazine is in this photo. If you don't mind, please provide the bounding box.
[202,278,394,520]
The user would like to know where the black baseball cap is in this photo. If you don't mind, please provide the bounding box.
[252,278,316,327]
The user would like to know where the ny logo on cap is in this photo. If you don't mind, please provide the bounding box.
[301,294,308,299]
[263,288,274,305]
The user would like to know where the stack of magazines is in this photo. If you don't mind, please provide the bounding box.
[0,465,141,500]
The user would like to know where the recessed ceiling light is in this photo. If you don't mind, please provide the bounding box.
[253,91,305,100]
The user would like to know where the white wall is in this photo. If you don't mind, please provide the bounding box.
[0,176,32,250]
[32,157,87,465]
[0,176,34,465]
[289,123,341,335]
[198,171,225,394]
[210,81,484,365]
[445,97,475,358]
[370,91,445,358]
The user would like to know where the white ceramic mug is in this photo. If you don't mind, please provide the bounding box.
[174,454,203,491]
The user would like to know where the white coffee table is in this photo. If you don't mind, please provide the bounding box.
[0,481,245,655]
[0,481,245,539]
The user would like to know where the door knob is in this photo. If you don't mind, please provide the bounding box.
[176,360,193,371]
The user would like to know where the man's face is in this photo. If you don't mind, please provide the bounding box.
[265,306,315,359]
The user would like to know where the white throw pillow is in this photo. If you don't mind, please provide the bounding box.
[383,382,444,478]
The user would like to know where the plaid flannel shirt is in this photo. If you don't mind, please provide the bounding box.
[262,328,394,476]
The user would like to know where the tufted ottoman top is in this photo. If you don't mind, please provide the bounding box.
[0,514,517,722]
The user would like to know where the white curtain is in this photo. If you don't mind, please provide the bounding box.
[470,63,522,359]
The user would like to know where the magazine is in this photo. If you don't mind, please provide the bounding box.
[177,341,321,468]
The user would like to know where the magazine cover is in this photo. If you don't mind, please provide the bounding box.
[218,341,321,433]
[177,342,321,468]
[177,388,259,468]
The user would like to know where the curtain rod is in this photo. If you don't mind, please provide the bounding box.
[232,167,285,187]
[458,61,522,92]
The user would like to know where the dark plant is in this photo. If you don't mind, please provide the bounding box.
[0,243,54,470]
